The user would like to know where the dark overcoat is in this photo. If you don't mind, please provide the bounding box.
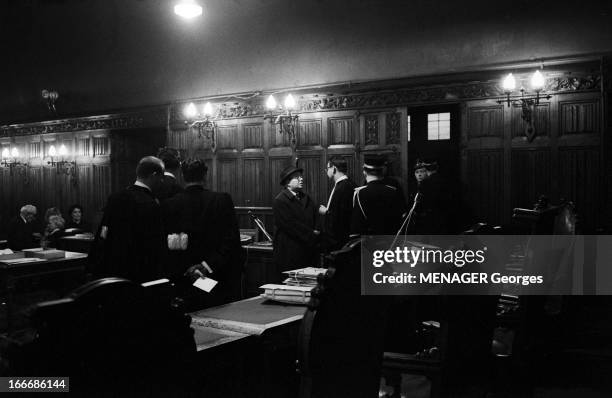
[6,216,37,251]
[272,189,319,276]
[153,173,183,201]
[93,185,165,283]
[162,185,244,307]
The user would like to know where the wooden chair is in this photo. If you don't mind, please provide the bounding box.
[5,278,198,394]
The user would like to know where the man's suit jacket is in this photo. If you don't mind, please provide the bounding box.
[7,216,36,251]
[93,185,165,283]
[273,189,320,277]
[162,185,243,306]
[154,174,183,201]
[325,178,357,250]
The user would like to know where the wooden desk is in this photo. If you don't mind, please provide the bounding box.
[58,235,94,253]
[0,251,88,331]
[190,296,306,397]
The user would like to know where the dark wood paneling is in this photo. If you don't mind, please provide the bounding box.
[365,115,379,145]
[385,112,401,144]
[92,164,111,213]
[511,149,551,208]
[560,100,598,135]
[329,117,354,145]
[467,149,504,225]
[243,124,264,149]
[243,158,265,206]
[217,125,238,150]
[217,158,239,201]
[297,119,322,146]
[468,106,503,138]
[558,147,600,231]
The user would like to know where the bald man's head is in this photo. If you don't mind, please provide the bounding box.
[136,156,165,179]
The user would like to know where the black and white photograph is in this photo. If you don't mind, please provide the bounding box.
[1,0,612,396]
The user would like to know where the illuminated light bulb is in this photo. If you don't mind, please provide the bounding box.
[1,148,9,159]
[48,145,57,157]
[11,147,19,158]
[174,0,202,19]
[266,95,277,110]
[59,144,68,156]
[531,70,545,91]
[284,94,296,110]
[184,102,198,119]
[502,73,516,93]
[203,102,213,117]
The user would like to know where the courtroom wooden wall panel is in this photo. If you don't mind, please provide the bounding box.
[468,106,503,138]
[467,149,504,225]
[242,158,266,206]
[511,149,552,209]
[558,147,600,232]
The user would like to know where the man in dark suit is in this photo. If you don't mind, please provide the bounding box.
[7,204,38,250]
[162,158,243,309]
[273,165,320,278]
[93,156,165,283]
[154,147,183,201]
[319,157,357,251]
[350,154,407,236]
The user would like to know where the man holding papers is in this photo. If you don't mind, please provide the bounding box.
[162,158,244,310]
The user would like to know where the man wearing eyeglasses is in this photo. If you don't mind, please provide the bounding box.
[319,157,357,251]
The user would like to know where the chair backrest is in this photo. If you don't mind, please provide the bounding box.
[14,278,197,394]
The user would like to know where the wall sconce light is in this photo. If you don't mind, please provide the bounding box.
[42,89,59,114]
[1,147,29,180]
[497,70,552,142]
[264,94,299,150]
[184,102,217,152]
[47,144,78,185]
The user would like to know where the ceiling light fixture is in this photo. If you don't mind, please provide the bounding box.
[174,0,203,19]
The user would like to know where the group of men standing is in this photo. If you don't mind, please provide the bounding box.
[272,154,410,274]
[92,148,242,309]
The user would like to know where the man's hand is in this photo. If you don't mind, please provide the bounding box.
[184,261,212,280]
[318,205,328,215]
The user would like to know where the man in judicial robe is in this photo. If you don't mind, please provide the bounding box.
[93,156,165,283]
[319,157,356,251]
[273,165,320,277]
[154,147,183,201]
[7,204,38,251]
[350,154,407,236]
[162,158,243,308]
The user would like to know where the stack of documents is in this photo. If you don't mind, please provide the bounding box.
[282,267,327,287]
[260,284,314,304]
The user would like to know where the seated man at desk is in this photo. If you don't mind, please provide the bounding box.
[7,204,38,251]
[162,158,244,309]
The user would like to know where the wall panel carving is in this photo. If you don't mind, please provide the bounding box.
[329,117,354,145]
[297,120,322,146]
[468,106,503,138]
[512,103,550,138]
[511,149,551,208]
[365,115,379,145]
[558,147,600,231]
[216,125,238,150]
[467,150,504,224]
[243,158,265,206]
[560,101,598,135]
[217,158,239,201]
[385,112,401,144]
[243,124,263,149]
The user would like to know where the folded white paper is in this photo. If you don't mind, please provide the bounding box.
[193,276,218,293]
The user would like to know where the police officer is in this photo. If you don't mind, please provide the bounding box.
[350,154,407,236]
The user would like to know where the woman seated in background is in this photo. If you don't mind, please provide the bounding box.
[41,212,66,249]
[65,204,91,233]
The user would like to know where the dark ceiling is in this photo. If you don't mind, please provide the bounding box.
[1,0,611,124]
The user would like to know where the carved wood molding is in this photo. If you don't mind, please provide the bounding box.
[0,108,168,138]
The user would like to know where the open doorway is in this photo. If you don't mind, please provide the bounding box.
[407,104,465,229]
